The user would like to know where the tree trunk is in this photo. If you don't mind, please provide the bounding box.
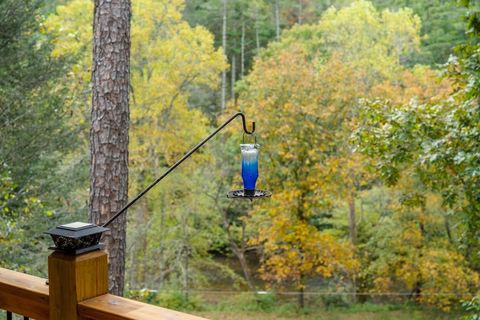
[274,0,280,40]
[298,276,305,308]
[241,21,245,77]
[181,212,190,301]
[221,0,227,110]
[298,0,303,24]
[222,206,255,291]
[348,195,357,244]
[444,215,453,244]
[130,200,148,288]
[231,54,236,101]
[232,245,255,291]
[348,195,357,303]
[90,0,131,296]
[255,8,260,52]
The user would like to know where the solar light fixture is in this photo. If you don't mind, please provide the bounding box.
[46,112,271,255]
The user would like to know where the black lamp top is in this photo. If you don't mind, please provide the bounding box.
[46,222,108,239]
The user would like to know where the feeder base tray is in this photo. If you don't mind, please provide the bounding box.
[227,189,272,199]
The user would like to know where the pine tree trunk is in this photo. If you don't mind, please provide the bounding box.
[90,0,131,296]
[221,0,227,110]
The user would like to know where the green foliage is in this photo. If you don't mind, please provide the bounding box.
[0,0,84,274]
[213,292,277,312]
[463,296,480,320]
[127,289,203,310]
[359,187,478,311]
[353,0,480,311]
[354,64,480,266]
[156,291,203,311]
[372,0,467,65]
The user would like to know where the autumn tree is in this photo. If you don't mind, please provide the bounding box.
[360,182,479,310]
[236,0,452,307]
[238,47,360,308]
[353,0,480,309]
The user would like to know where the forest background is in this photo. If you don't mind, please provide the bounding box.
[1,0,480,319]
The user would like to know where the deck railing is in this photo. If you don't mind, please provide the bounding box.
[0,251,207,320]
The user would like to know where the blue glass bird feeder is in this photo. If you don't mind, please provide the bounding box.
[227,137,271,200]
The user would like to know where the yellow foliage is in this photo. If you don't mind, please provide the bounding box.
[252,202,358,289]
[371,65,452,104]
[363,185,479,311]
[45,0,227,192]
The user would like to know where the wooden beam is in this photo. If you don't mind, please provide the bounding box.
[78,294,209,320]
[48,250,108,320]
[0,267,49,320]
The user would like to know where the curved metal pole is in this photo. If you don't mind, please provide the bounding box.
[103,112,255,227]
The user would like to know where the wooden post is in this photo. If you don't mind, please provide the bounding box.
[48,250,108,320]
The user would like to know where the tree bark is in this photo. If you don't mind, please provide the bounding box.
[221,205,255,291]
[348,195,357,244]
[241,21,245,77]
[255,8,260,52]
[231,54,236,101]
[298,0,303,24]
[444,215,453,244]
[90,0,131,296]
[221,0,227,110]
[231,242,255,291]
[274,0,280,40]
[130,200,148,288]
[348,194,357,303]
[298,274,305,308]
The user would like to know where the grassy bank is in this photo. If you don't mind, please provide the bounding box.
[195,310,457,320]
[131,291,465,320]
[194,301,461,320]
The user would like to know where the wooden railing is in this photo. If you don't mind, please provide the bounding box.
[0,251,208,320]
[0,267,48,319]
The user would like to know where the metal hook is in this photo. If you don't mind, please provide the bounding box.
[238,112,255,135]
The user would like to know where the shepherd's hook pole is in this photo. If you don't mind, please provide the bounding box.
[102,112,255,227]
